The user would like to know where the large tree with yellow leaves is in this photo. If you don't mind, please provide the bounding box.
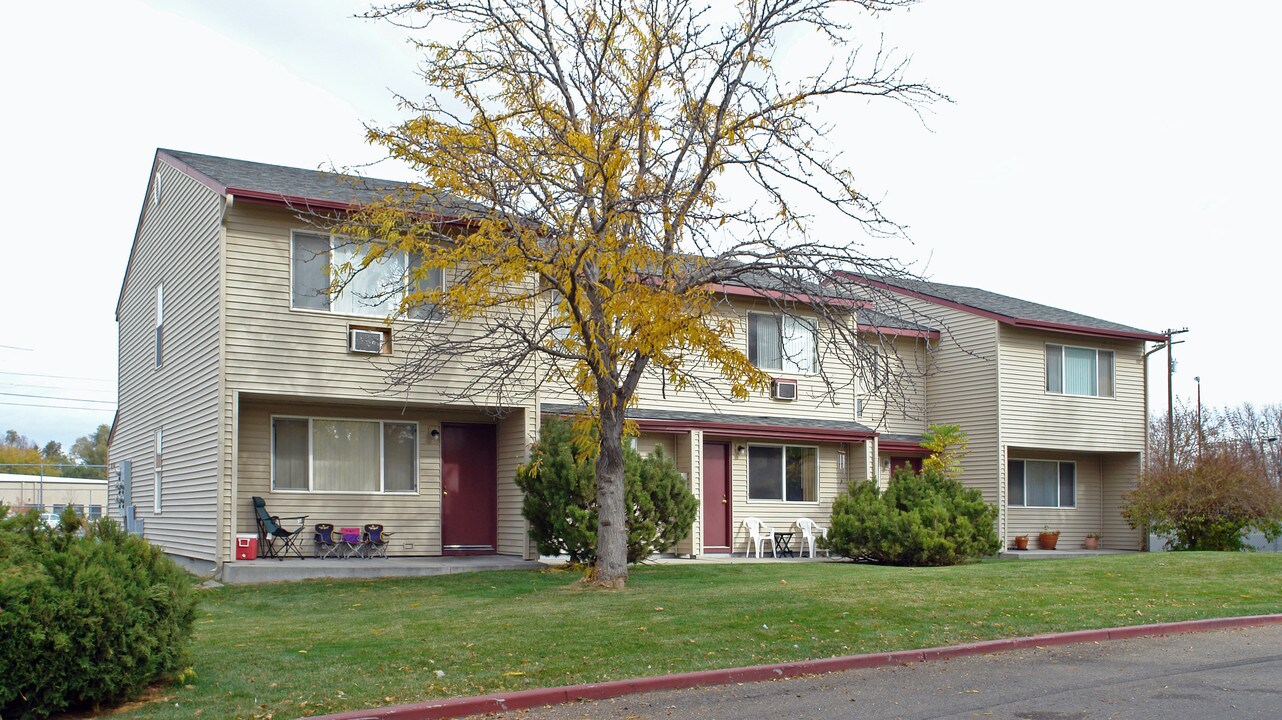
[349,0,941,587]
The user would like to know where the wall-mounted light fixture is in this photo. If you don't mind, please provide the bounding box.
[736,445,746,455]
[429,428,441,441]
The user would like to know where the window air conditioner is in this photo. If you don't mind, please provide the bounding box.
[349,329,384,354]
[771,378,798,401]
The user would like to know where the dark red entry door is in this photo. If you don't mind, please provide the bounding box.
[890,456,923,475]
[702,442,732,552]
[441,423,498,553]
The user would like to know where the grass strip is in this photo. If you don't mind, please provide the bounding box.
[107,553,1282,719]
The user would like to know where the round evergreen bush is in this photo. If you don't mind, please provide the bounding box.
[516,417,698,564]
[827,424,1000,566]
[827,467,1000,565]
[0,506,197,719]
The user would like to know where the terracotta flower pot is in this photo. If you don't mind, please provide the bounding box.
[1084,537,1099,550]
[1038,532,1059,550]
[1014,535,1029,550]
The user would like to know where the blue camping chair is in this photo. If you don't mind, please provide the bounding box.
[313,523,341,559]
[363,523,393,558]
[251,496,307,560]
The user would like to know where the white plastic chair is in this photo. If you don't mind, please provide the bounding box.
[795,518,828,557]
[742,517,776,558]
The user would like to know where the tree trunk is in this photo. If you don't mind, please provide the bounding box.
[593,404,629,588]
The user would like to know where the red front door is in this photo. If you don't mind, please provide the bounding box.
[441,423,498,553]
[702,442,732,553]
[890,456,923,475]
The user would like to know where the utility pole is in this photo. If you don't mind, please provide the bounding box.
[1146,328,1188,466]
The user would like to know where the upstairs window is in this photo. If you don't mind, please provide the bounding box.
[291,232,443,319]
[154,284,164,368]
[1046,344,1113,397]
[748,312,816,374]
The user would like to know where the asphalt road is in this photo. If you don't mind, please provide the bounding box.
[474,624,1282,720]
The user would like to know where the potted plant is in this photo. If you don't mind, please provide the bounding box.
[1038,527,1060,550]
[1084,532,1100,550]
[1013,534,1029,550]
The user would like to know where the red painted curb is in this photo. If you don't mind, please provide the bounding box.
[303,614,1282,720]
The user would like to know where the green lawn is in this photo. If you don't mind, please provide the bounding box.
[111,554,1282,719]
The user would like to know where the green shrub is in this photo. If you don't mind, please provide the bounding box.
[1123,445,1282,551]
[516,418,698,563]
[827,425,999,566]
[827,466,1000,566]
[0,505,198,719]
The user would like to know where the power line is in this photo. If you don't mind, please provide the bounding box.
[0,370,112,383]
[0,392,116,405]
[0,401,115,412]
[0,382,116,393]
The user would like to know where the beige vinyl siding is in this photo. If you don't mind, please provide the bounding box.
[856,335,930,437]
[896,299,1002,503]
[540,298,858,423]
[673,430,698,556]
[1005,448,1103,549]
[236,399,526,557]
[109,159,223,562]
[1101,452,1143,550]
[998,327,1147,452]
[221,202,534,409]
[495,408,532,557]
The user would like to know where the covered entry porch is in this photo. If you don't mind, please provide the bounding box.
[226,393,535,565]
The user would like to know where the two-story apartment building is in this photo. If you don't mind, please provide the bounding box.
[112,150,537,572]
[854,276,1166,551]
[110,149,1162,571]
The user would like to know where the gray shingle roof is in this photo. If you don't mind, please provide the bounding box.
[160,149,485,216]
[856,309,938,334]
[540,403,874,436]
[859,275,1163,341]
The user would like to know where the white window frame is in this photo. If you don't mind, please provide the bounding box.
[1007,458,1076,508]
[289,230,444,321]
[746,443,820,504]
[747,311,817,375]
[1045,343,1114,398]
[153,428,162,514]
[270,414,420,494]
[154,283,164,369]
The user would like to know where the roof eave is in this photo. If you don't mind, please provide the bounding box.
[706,282,869,309]
[856,324,940,340]
[1008,318,1168,343]
[849,275,1164,344]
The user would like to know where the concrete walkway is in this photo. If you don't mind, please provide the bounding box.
[219,554,541,584]
[998,548,1137,560]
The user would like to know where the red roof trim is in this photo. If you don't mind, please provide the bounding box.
[856,324,940,340]
[705,283,869,309]
[1008,318,1168,343]
[633,417,874,443]
[877,440,926,454]
[848,275,1166,343]
[227,187,476,229]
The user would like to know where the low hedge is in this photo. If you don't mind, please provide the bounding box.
[0,506,198,719]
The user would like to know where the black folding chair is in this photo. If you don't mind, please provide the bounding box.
[251,496,307,560]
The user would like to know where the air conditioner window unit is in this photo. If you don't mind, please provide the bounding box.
[350,329,384,354]
[771,378,797,401]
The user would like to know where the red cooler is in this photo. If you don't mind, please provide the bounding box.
[235,534,259,560]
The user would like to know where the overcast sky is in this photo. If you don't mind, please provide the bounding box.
[1,0,1277,451]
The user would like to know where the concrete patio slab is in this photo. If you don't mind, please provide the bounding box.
[218,555,542,584]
